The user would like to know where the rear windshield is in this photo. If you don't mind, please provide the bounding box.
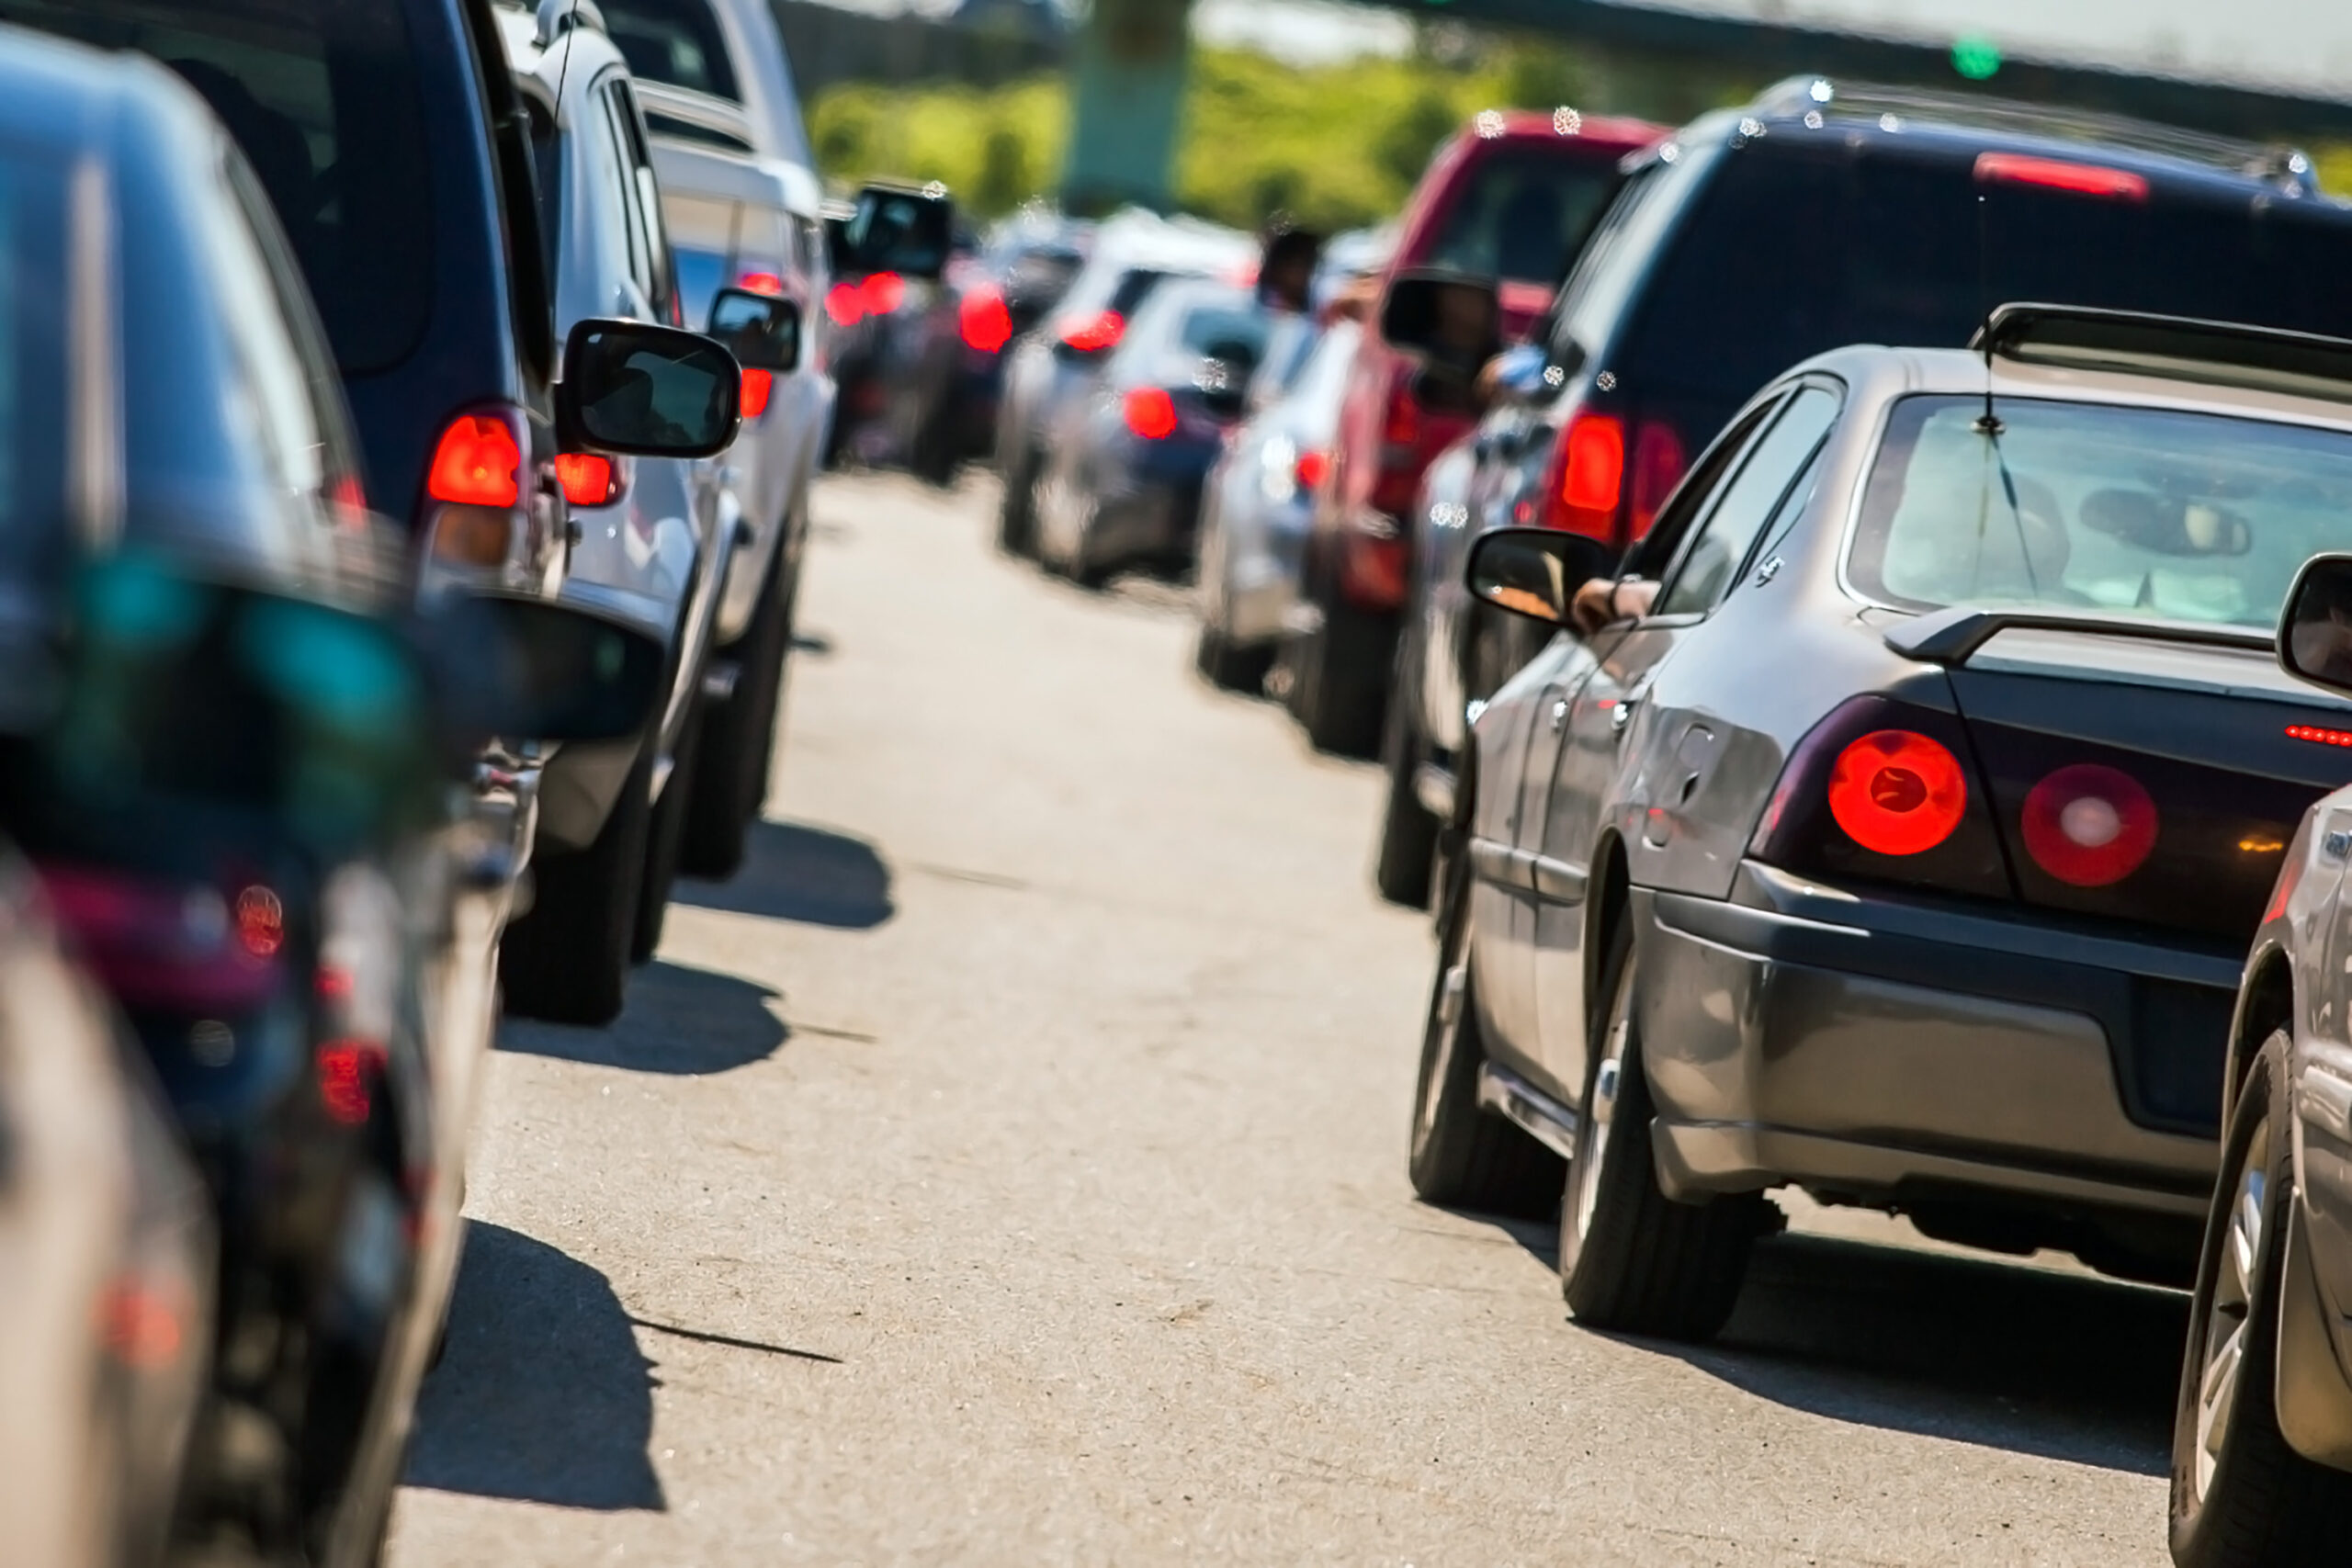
[0,0,436,378]
[599,0,739,103]
[1173,299,1268,363]
[1417,146,1624,288]
[1849,394,2352,630]
[1624,142,2352,403]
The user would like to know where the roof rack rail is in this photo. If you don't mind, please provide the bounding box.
[1750,75,2318,193]
[1973,302,2352,404]
[535,0,605,48]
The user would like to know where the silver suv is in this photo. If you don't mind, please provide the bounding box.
[597,0,832,877]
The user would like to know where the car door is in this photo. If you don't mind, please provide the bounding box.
[1525,382,1842,1105]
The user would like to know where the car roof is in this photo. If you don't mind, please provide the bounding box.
[497,5,628,114]
[0,17,191,155]
[1793,340,2352,436]
[1453,108,1664,152]
[1726,79,2322,203]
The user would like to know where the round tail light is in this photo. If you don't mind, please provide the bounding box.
[1827,730,1968,855]
[2020,763,2156,886]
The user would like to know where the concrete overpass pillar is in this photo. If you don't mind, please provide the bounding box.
[1061,0,1193,214]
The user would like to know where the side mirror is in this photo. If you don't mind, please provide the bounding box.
[419,592,664,743]
[558,319,741,459]
[1379,268,1502,363]
[2279,554,2352,697]
[707,288,801,373]
[1465,527,1608,627]
[835,181,955,282]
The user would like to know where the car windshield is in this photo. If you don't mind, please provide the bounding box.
[599,0,740,102]
[1849,394,2352,629]
[1626,142,2352,402]
[1418,147,1623,288]
[0,0,437,378]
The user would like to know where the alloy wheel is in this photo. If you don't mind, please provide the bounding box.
[2193,1111,2270,1506]
[1568,968,1634,1247]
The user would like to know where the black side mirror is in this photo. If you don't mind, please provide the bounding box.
[707,288,801,374]
[1465,527,1607,627]
[419,592,664,743]
[2279,554,2352,697]
[1380,268,1502,364]
[558,319,741,458]
[836,181,955,282]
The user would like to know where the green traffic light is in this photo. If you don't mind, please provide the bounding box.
[1951,36,2002,81]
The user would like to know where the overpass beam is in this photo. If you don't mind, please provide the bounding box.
[1062,0,1193,214]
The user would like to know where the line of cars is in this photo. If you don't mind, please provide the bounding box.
[0,1,941,1563]
[1301,79,2352,1568]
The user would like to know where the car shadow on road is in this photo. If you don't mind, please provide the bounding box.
[404,1222,665,1511]
[673,818,895,929]
[1642,1232,2188,1477]
[500,960,787,1074]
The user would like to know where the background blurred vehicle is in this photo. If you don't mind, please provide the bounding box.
[885,209,1091,485]
[1374,81,2352,912]
[1032,278,1273,586]
[823,191,974,468]
[594,0,839,879]
[1193,314,1361,691]
[492,2,741,1025]
[1311,224,1396,316]
[2174,549,2352,1566]
[0,27,695,1563]
[0,846,212,1568]
[1281,109,1664,760]
[995,209,1257,558]
[1414,310,2352,1348]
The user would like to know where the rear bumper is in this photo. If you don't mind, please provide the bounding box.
[1635,863,2226,1228]
[1218,499,1312,647]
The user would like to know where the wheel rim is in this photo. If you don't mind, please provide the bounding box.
[2193,1111,2270,1506]
[1567,961,1634,1251]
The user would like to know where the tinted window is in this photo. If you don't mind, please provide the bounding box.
[0,0,437,377]
[1657,385,1840,615]
[1174,302,1268,364]
[1626,141,2352,402]
[1419,146,1625,287]
[599,0,739,102]
[1851,395,2352,630]
[0,152,69,613]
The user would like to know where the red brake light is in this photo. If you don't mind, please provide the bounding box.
[2287,724,2352,748]
[1826,730,1968,856]
[554,453,616,507]
[98,1279,187,1370]
[1973,152,2149,202]
[2019,763,2157,886]
[1060,310,1125,354]
[1123,386,1179,440]
[825,281,866,327]
[234,885,283,958]
[738,270,785,296]
[1543,412,1626,539]
[1627,420,1687,536]
[1295,448,1331,492]
[861,271,905,315]
[740,368,774,420]
[426,414,521,508]
[315,1039,386,1127]
[960,284,1013,353]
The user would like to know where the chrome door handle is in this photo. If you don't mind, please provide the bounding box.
[1549,697,1570,733]
[1611,696,1637,734]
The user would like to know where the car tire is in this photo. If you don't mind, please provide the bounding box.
[633,694,703,964]
[2168,1031,2352,1567]
[500,734,654,1027]
[1558,920,1765,1342]
[1194,620,1272,693]
[997,442,1041,558]
[681,545,794,880]
[1407,868,1566,1216]
[1373,645,1438,908]
[1291,593,1390,759]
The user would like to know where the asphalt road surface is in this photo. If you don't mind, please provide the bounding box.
[388,471,2183,1567]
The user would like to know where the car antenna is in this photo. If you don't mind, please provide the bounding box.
[1973,193,2002,435]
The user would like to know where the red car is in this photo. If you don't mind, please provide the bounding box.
[1283,109,1665,755]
